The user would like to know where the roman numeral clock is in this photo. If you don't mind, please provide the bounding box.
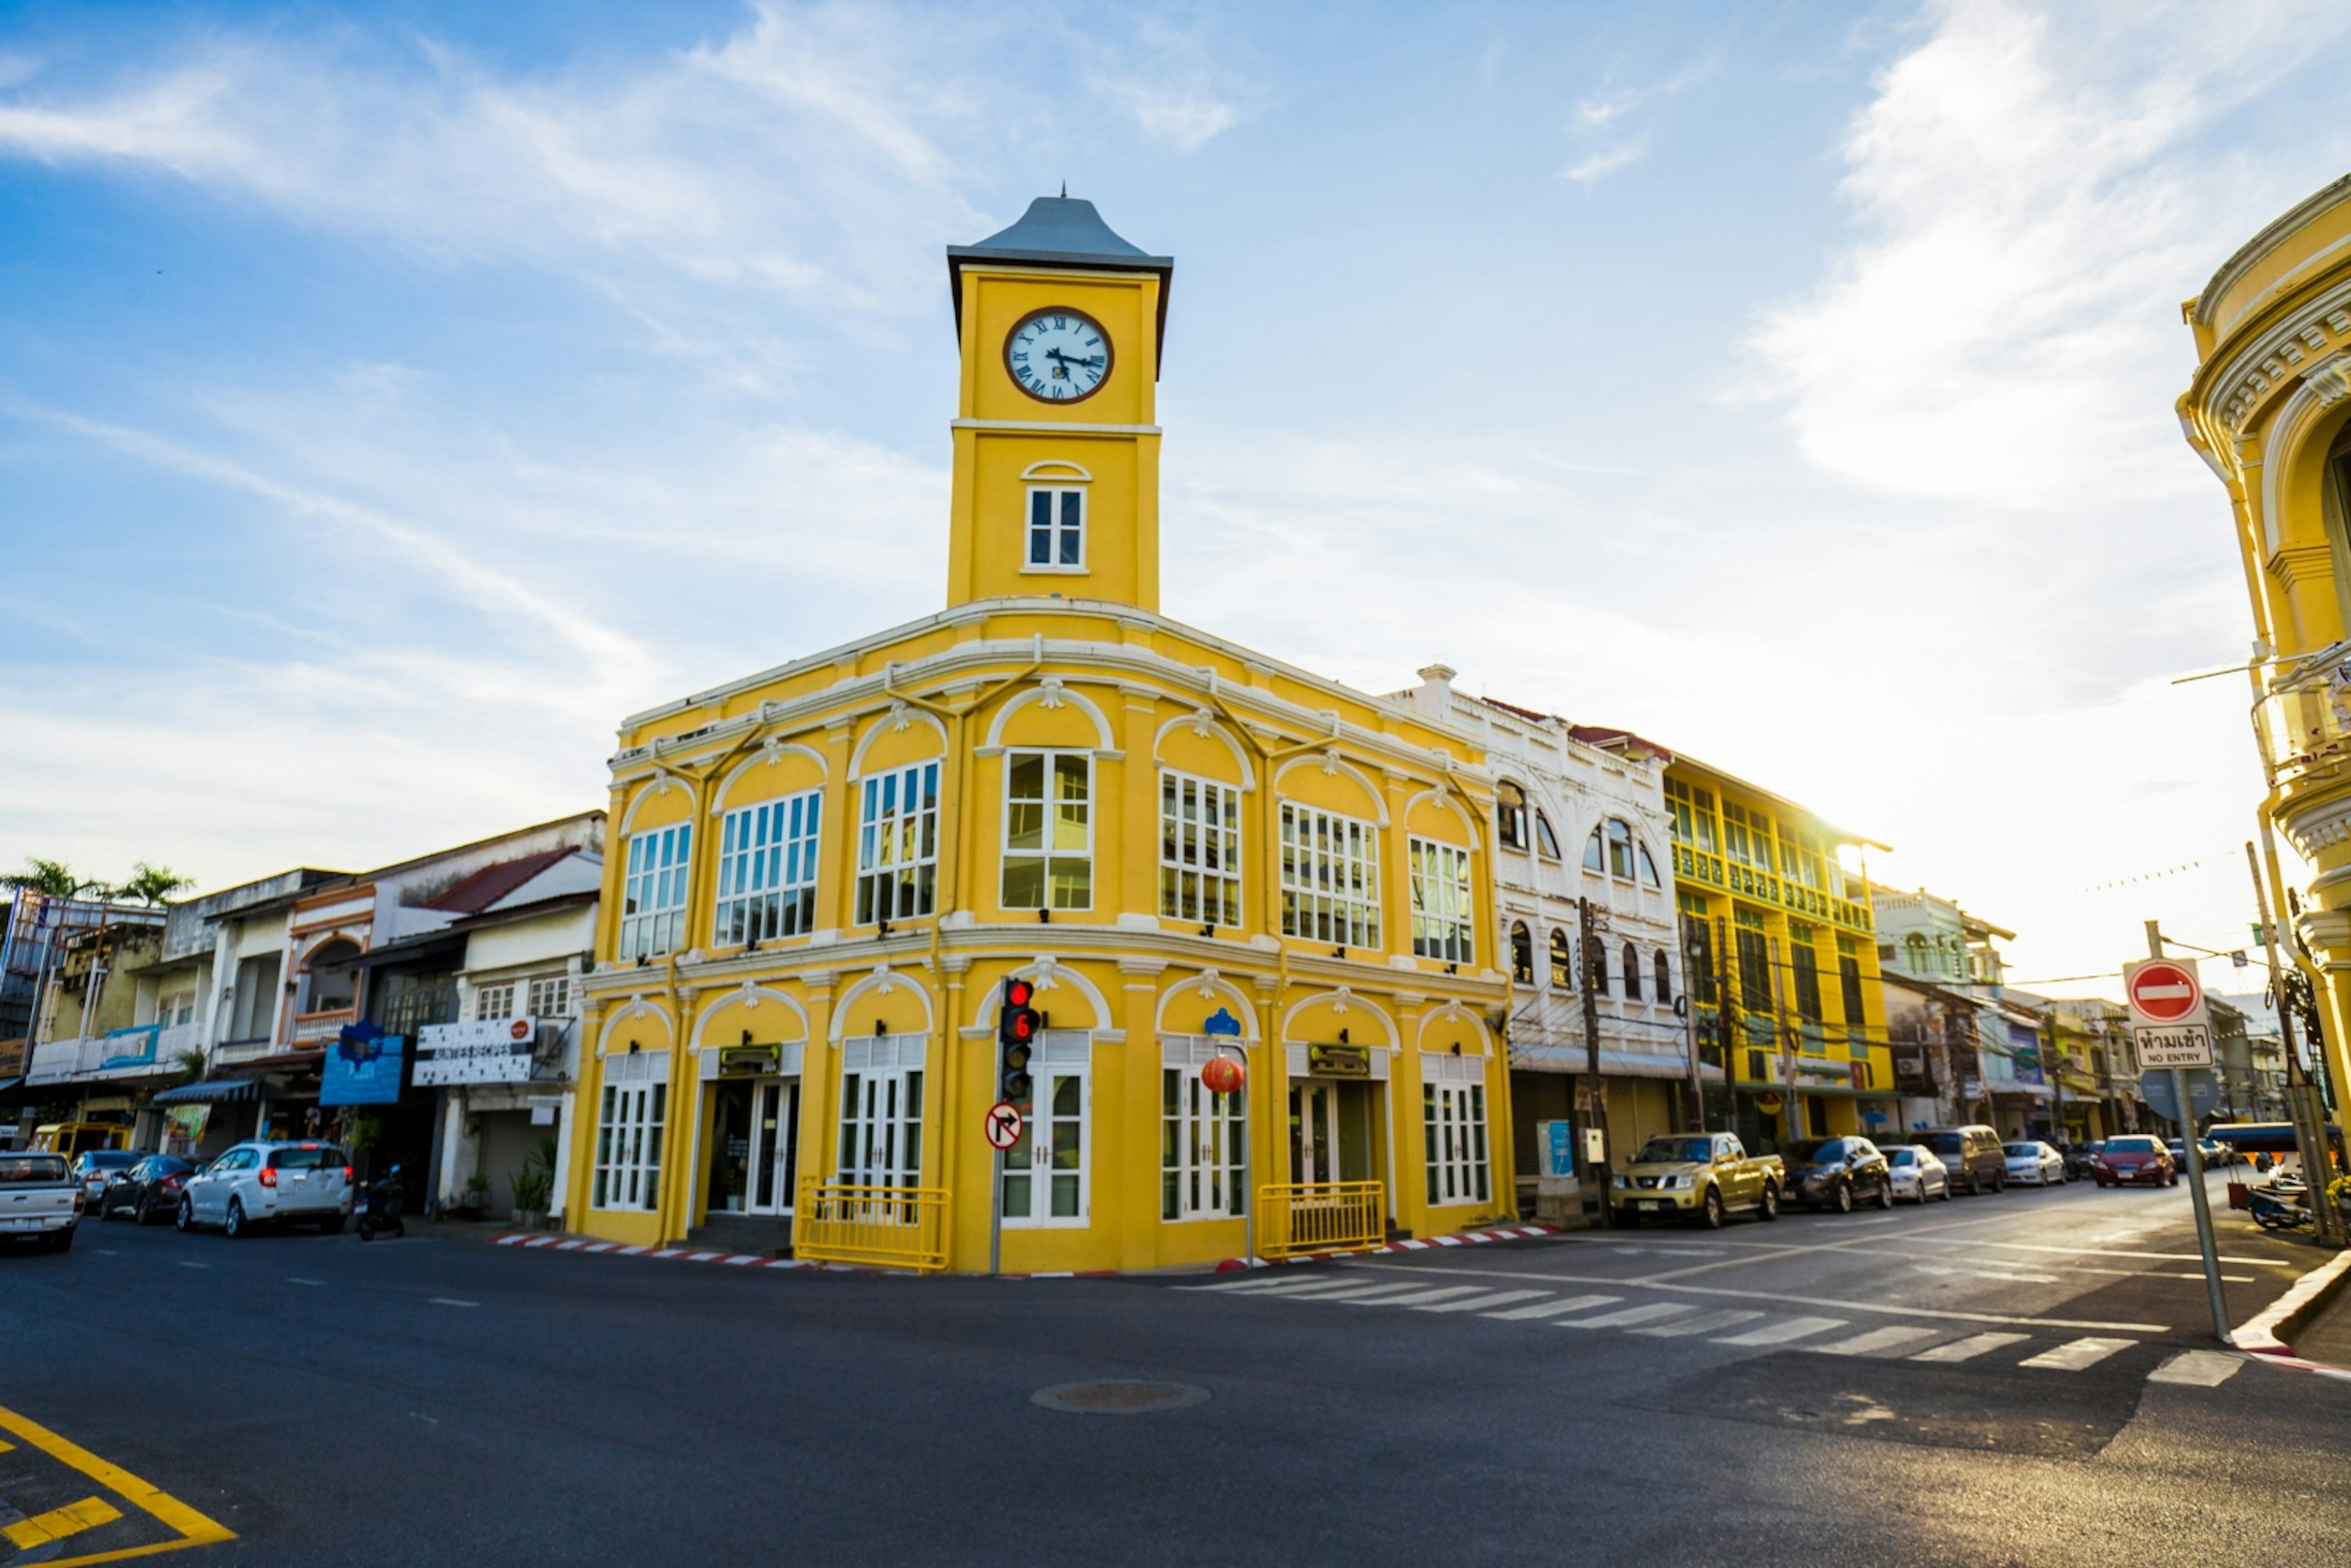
[1005,309,1112,402]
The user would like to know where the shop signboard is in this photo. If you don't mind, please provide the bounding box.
[320,1033,405,1106]
[414,1017,541,1087]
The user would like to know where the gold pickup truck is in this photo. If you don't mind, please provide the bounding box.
[1611,1133,1785,1228]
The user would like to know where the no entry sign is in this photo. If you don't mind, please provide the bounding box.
[2122,958,2214,1068]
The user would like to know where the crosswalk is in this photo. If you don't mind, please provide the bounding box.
[1177,1270,2246,1388]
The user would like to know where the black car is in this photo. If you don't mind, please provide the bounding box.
[98,1154,198,1225]
[2061,1140,2105,1180]
[1780,1136,1895,1213]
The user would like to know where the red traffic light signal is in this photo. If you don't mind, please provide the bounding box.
[997,977,1042,1104]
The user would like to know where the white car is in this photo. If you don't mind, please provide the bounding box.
[1884,1144,1951,1202]
[2003,1140,2066,1187]
[178,1141,354,1237]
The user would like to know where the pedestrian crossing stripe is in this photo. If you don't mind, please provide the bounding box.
[1715,1316,1845,1346]
[2018,1337,2134,1371]
[1811,1326,1941,1357]
[1632,1308,1763,1338]
[1559,1302,1695,1329]
[1911,1332,2030,1364]
[1483,1294,1621,1321]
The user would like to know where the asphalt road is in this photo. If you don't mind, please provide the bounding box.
[3,1174,2345,1567]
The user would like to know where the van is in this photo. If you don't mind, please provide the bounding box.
[1908,1125,2007,1195]
[30,1123,130,1157]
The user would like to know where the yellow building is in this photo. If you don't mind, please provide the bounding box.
[565,197,1515,1271]
[2179,172,2351,1162]
[1652,753,1894,1150]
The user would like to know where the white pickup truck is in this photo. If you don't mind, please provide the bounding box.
[1,1151,84,1251]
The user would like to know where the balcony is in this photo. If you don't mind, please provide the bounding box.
[2254,647,2351,789]
[290,1008,356,1045]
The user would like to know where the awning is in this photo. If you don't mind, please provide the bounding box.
[151,1078,290,1106]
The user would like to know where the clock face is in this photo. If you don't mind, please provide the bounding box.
[1005,308,1112,403]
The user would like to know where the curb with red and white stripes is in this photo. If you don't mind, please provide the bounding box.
[2230,1246,2351,1381]
[489,1220,1561,1280]
[1212,1223,1560,1273]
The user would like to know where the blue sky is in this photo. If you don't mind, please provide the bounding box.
[5,0,2350,991]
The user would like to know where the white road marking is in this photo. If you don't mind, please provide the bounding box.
[1183,1274,1361,1296]
[1629,1308,1763,1338]
[286,1277,323,1286]
[2019,1337,2134,1371]
[1558,1302,1697,1330]
[1412,1289,1553,1313]
[2147,1350,2244,1387]
[1483,1294,1621,1321]
[1341,1285,1492,1308]
[1910,1332,2030,1363]
[94,1249,119,1256]
[177,1261,210,1270]
[429,1297,479,1308]
[1286,1283,1441,1304]
[1812,1326,1943,1357]
[1714,1315,1847,1346]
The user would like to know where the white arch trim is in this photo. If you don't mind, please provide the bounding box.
[1414,1000,1493,1054]
[983,678,1116,751]
[1152,710,1257,790]
[1278,988,1398,1048]
[967,956,1114,1032]
[597,998,675,1054]
[1271,753,1392,827]
[618,771,698,835]
[1403,785,1482,851]
[847,705,950,781]
[828,964,937,1043]
[710,741,828,815]
[1150,970,1261,1040]
[1019,459,1093,482]
[688,983,812,1048]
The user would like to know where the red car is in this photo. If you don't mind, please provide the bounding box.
[2093,1135,2177,1187]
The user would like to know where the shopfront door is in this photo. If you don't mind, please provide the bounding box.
[708,1078,801,1217]
[1289,1081,1374,1187]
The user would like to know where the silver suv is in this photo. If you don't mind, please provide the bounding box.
[178,1141,354,1237]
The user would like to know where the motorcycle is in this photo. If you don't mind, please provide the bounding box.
[2248,1175,2313,1232]
[356,1165,407,1241]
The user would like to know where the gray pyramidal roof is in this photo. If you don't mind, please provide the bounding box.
[947,195,1174,367]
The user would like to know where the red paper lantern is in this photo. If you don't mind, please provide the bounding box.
[1201,1055,1245,1096]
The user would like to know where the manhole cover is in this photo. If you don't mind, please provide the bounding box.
[1031,1380,1210,1415]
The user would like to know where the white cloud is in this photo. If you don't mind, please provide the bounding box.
[1561,136,1648,186]
[1088,75,1242,152]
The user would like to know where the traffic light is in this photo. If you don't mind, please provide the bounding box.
[997,977,1040,1106]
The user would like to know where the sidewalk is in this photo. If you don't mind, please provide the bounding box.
[2292,1278,2351,1368]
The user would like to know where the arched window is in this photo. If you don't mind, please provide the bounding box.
[1496,781,1528,852]
[1903,934,1929,974]
[1587,935,1610,996]
[1622,941,1642,1000]
[1549,929,1573,991]
[303,937,362,1016]
[1510,921,1535,985]
[1636,843,1661,887]
[1582,827,1605,872]
[1532,811,1561,859]
[1606,819,1636,880]
[1654,950,1673,1004]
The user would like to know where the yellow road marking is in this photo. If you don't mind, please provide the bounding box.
[6,1495,124,1550]
[0,1403,234,1566]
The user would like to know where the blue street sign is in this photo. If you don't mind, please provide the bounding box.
[2139,1068,2221,1126]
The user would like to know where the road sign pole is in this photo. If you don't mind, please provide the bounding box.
[2148,922,2231,1342]
[988,1146,1003,1278]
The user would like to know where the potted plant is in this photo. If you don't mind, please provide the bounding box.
[509,1135,558,1229]
[453,1172,489,1217]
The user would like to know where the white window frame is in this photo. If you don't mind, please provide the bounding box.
[474,983,517,1021]
[716,788,822,945]
[525,974,574,1018]
[855,763,939,925]
[1000,749,1094,912]
[1409,837,1475,963]
[1024,485,1087,572]
[620,823,692,959]
[1001,1032,1090,1227]
[593,1068,666,1212]
[1161,1048,1248,1222]
[1159,770,1243,926]
[1280,803,1381,949]
[837,1035,927,1190]
[1423,1075,1490,1207]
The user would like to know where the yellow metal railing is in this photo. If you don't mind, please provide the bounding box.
[1257,1180,1385,1259]
[793,1180,949,1272]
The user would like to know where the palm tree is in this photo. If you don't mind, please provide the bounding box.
[1,858,100,899]
[116,863,195,907]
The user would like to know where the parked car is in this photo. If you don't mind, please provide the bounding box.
[2094,1135,2176,1187]
[98,1154,198,1225]
[1884,1143,1951,1203]
[1780,1136,1895,1213]
[2061,1140,2105,1180]
[2003,1140,2066,1186]
[29,1122,129,1155]
[71,1150,140,1208]
[1,1151,83,1251]
[178,1141,354,1237]
[2165,1136,2232,1168]
[1611,1133,1785,1227]
[1910,1126,2008,1195]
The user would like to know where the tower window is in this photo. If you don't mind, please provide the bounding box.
[1027,487,1086,571]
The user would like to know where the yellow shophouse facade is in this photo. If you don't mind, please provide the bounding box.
[2179,171,2351,1161]
[564,197,1516,1272]
[1654,753,1894,1151]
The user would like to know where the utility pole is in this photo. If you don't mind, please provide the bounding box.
[2148,920,2232,1343]
[1715,914,1736,1135]
[2246,842,2344,1245]
[1678,910,1704,1132]
[1578,897,1609,1224]
[1768,935,1796,1139]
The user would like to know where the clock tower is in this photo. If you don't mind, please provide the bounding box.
[943,196,1172,611]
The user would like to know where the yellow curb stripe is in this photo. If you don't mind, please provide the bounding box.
[5,1495,124,1550]
[0,1403,235,1565]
